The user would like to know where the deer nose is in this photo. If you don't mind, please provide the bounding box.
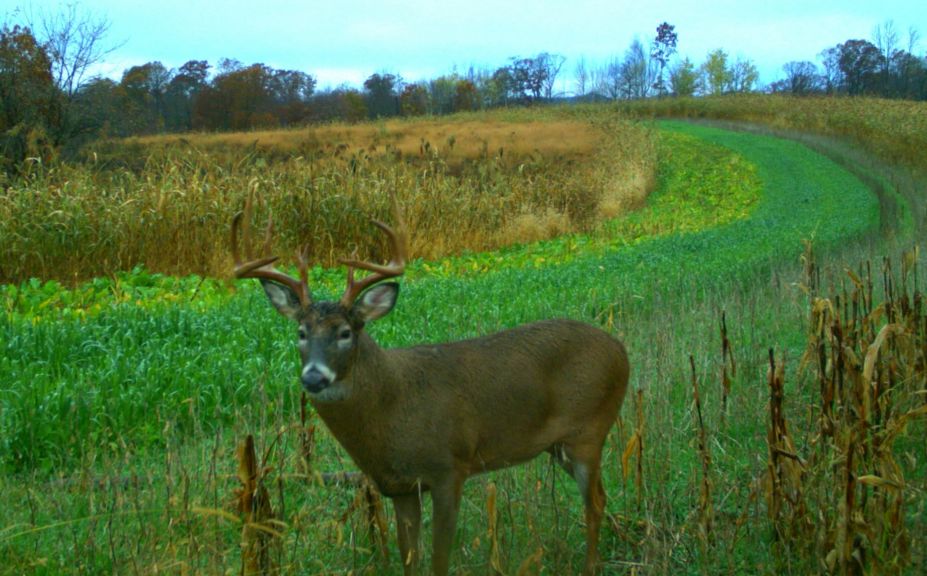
[301,366,331,393]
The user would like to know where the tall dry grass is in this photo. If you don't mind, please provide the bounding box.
[619,95,927,174]
[0,110,655,285]
[96,115,603,171]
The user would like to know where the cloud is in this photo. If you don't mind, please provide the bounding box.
[313,67,368,90]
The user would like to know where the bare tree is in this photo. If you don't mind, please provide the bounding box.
[588,62,606,98]
[29,3,121,99]
[538,52,565,99]
[905,26,920,56]
[574,56,589,97]
[597,57,623,99]
[780,61,821,95]
[874,20,899,49]
[897,26,923,97]
[873,21,899,73]
[819,45,842,93]
[621,38,652,99]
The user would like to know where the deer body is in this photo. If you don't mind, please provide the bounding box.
[231,201,629,575]
[311,319,628,497]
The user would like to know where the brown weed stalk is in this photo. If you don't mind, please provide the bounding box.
[236,434,278,576]
[719,311,736,419]
[764,350,808,550]
[298,392,316,480]
[621,388,645,510]
[361,478,389,558]
[787,251,927,574]
[486,481,504,574]
[689,355,713,545]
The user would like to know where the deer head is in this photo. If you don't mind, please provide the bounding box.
[231,196,407,402]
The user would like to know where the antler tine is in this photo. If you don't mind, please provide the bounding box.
[230,209,312,306]
[338,196,407,308]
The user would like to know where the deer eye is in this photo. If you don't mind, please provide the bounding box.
[297,328,308,341]
[338,328,352,341]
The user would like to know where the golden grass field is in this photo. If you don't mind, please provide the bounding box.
[2,109,655,284]
[124,116,603,168]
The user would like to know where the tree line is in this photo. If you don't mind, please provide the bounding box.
[769,22,926,98]
[2,9,925,176]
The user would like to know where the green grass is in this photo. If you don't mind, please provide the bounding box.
[3,120,919,575]
[618,95,927,241]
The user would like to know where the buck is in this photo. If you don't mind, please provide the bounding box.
[231,198,629,575]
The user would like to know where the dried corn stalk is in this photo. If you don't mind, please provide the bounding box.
[236,434,277,576]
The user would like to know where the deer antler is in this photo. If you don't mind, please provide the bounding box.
[339,195,407,308]
[231,206,311,307]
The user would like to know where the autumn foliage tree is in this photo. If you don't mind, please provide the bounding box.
[836,39,883,95]
[163,60,210,131]
[120,61,171,134]
[816,36,926,97]
[191,60,315,130]
[2,5,926,178]
[363,73,401,118]
[0,25,58,172]
[399,83,429,116]
[454,79,479,111]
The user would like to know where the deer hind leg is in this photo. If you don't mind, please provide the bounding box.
[561,443,606,576]
[392,493,422,576]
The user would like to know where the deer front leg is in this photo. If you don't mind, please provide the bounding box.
[430,476,464,576]
[392,493,422,575]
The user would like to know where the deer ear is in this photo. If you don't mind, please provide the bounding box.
[353,282,399,323]
[259,279,302,320]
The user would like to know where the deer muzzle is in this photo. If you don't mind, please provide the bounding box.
[301,361,337,393]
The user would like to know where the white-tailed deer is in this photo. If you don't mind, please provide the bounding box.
[231,198,629,575]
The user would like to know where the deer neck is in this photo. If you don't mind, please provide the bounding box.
[310,332,398,463]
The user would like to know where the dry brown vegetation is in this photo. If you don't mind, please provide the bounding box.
[761,247,927,573]
[116,116,603,169]
[1,109,655,284]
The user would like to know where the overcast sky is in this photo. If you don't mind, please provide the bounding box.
[5,0,926,92]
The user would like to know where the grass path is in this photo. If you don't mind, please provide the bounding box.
[388,120,881,338]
